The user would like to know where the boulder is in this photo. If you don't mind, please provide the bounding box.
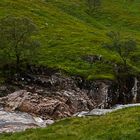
[0,90,95,120]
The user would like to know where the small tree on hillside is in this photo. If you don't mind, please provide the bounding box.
[103,31,137,74]
[103,31,138,105]
[0,16,40,73]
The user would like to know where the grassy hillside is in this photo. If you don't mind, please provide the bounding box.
[1,107,140,140]
[0,0,140,79]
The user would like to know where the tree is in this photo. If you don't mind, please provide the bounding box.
[104,31,137,74]
[0,16,40,72]
[103,31,138,105]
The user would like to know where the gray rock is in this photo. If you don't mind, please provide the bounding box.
[45,119,54,125]
[0,109,46,133]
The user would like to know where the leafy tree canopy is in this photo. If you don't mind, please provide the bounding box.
[0,16,40,72]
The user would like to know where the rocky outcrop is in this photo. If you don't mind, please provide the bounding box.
[107,76,140,106]
[0,90,95,120]
[1,69,140,120]
[75,76,140,108]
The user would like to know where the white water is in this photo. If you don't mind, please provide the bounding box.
[132,77,138,102]
[0,103,140,133]
[74,103,140,117]
[0,108,47,133]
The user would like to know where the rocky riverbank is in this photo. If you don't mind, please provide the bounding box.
[0,102,140,133]
[0,108,54,133]
[0,68,140,133]
[1,71,140,119]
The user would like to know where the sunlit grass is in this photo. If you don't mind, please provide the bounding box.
[1,107,140,140]
[0,0,140,79]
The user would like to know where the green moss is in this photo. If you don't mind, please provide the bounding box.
[87,74,115,80]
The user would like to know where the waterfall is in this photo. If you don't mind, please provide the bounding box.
[132,77,138,103]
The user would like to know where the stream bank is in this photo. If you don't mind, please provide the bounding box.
[0,68,140,132]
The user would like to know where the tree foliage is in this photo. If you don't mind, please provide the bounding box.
[103,31,137,76]
[0,16,40,72]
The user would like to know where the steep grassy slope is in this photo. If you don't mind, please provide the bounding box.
[0,0,140,79]
[1,107,140,140]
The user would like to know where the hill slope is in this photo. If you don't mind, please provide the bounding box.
[1,107,140,140]
[0,0,140,79]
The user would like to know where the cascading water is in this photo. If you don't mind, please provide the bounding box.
[0,108,46,133]
[132,77,138,103]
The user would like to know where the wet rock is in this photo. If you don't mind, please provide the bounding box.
[0,90,95,120]
[73,111,89,117]
[45,119,54,125]
[0,109,46,133]
[0,85,19,97]
[4,69,140,119]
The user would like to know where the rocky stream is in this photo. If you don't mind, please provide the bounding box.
[0,67,140,133]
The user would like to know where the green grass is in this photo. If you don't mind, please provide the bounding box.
[1,107,140,140]
[0,0,140,79]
